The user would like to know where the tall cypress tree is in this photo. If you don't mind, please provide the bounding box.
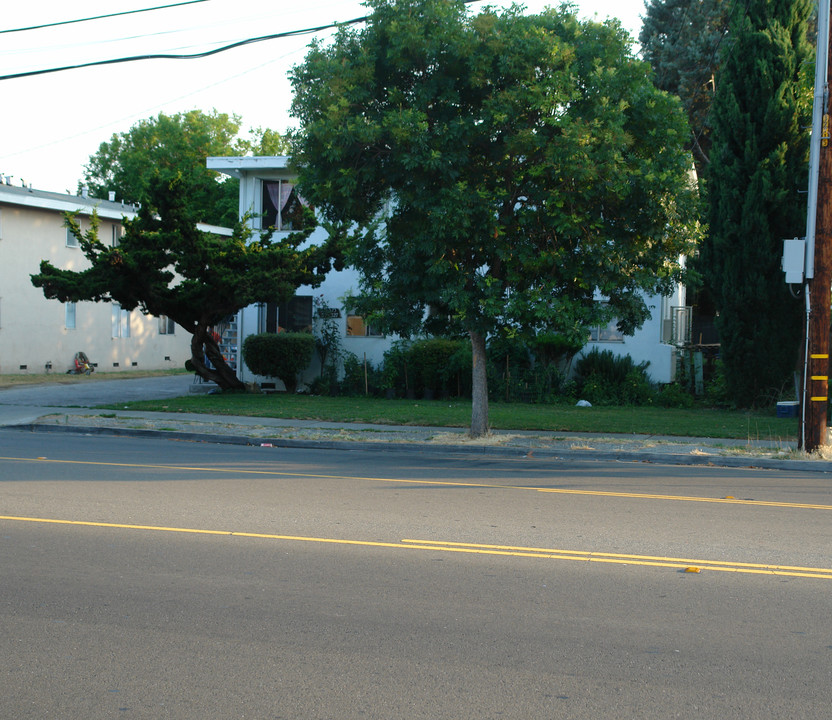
[702,0,812,406]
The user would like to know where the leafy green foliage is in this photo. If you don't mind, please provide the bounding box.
[31,173,335,390]
[289,0,701,434]
[81,110,289,227]
[529,333,584,370]
[639,0,732,175]
[312,295,344,388]
[700,0,812,407]
[657,382,696,408]
[378,338,470,398]
[242,332,316,393]
[574,349,653,405]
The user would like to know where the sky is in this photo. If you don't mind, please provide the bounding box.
[0,0,648,195]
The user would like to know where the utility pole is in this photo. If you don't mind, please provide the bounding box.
[801,0,832,452]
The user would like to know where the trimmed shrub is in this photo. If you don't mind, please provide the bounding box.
[409,338,469,398]
[242,332,315,393]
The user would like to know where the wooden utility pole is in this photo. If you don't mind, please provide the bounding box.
[804,0,832,453]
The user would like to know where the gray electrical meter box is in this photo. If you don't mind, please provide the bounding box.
[782,238,805,283]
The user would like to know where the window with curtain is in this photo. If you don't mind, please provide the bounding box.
[262,180,307,231]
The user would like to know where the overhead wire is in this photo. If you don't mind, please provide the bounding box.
[0,0,490,82]
[0,17,368,81]
[0,0,208,35]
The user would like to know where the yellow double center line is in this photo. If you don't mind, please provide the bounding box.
[2,515,831,581]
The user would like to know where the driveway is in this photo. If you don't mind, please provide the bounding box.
[0,375,194,425]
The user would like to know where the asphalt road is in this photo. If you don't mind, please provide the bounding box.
[2,430,831,719]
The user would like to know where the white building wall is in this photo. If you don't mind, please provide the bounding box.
[0,190,191,375]
[578,285,686,385]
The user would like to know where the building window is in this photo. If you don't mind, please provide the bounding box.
[112,225,122,247]
[158,315,175,334]
[262,180,306,231]
[589,318,624,343]
[65,302,76,330]
[260,296,313,334]
[346,314,382,337]
[112,303,131,338]
[66,224,79,248]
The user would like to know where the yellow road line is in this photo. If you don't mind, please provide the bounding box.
[3,455,832,510]
[402,539,832,577]
[535,487,832,510]
[1,514,830,580]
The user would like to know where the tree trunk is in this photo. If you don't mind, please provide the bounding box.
[190,325,245,391]
[470,330,489,438]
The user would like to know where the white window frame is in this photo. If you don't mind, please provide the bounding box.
[66,224,79,248]
[589,318,624,343]
[158,315,175,335]
[65,302,76,330]
[112,303,131,338]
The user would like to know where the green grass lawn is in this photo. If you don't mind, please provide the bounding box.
[112,393,799,441]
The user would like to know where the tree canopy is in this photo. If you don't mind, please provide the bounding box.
[701,0,812,406]
[290,0,700,435]
[32,172,337,389]
[639,0,732,178]
[81,110,290,227]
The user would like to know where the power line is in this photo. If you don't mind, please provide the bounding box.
[0,1,208,35]
[0,16,367,81]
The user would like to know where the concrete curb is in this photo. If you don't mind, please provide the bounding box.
[13,422,832,474]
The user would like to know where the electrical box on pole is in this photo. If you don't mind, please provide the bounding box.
[782,238,806,283]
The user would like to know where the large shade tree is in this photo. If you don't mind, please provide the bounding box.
[81,110,290,227]
[701,0,812,406]
[32,172,338,390]
[290,0,700,436]
[639,0,732,179]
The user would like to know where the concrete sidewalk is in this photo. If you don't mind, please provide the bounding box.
[0,375,827,472]
[5,405,830,474]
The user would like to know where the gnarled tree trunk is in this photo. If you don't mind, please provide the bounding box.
[190,324,244,391]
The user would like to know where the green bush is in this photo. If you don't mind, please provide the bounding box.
[409,338,469,398]
[575,349,653,406]
[380,340,413,397]
[621,368,653,406]
[657,382,695,408]
[338,352,385,396]
[242,332,315,393]
[530,333,584,370]
[487,334,532,372]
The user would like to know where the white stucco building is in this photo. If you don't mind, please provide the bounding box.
[0,181,213,375]
[208,155,691,386]
[207,156,390,387]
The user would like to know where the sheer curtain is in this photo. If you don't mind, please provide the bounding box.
[265,181,295,230]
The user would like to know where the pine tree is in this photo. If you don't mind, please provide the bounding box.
[702,0,812,406]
